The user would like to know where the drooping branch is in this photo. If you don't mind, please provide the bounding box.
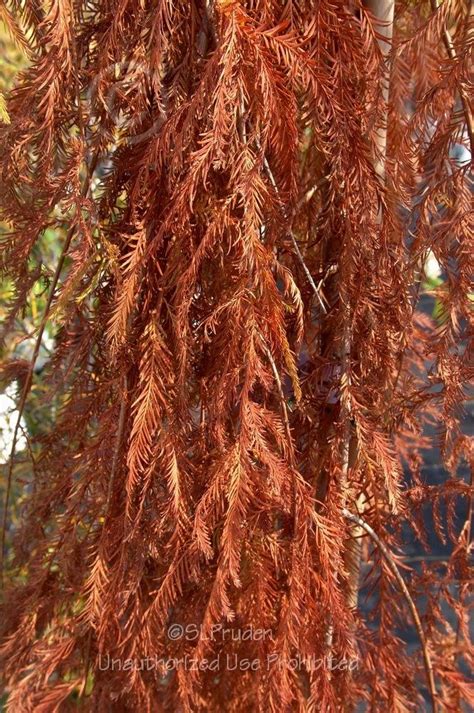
[430,0,474,153]
[342,509,438,713]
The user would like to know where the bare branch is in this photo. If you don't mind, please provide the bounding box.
[342,509,439,713]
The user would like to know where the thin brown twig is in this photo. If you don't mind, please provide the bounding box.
[0,231,74,585]
[0,150,100,587]
[342,508,439,713]
[257,141,328,313]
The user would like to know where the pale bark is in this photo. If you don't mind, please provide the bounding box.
[343,0,395,614]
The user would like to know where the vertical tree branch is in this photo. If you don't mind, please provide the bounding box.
[342,0,395,615]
